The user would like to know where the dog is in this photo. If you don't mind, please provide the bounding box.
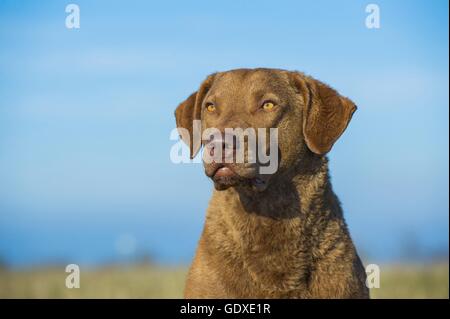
[174,68,369,298]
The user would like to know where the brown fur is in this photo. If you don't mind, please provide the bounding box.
[175,68,369,298]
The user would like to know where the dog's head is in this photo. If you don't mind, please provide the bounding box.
[175,68,356,191]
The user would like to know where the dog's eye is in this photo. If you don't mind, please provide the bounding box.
[261,101,275,111]
[205,103,216,112]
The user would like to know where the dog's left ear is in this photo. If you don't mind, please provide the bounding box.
[174,74,216,158]
[290,72,357,155]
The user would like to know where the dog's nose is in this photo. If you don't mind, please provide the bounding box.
[208,133,238,161]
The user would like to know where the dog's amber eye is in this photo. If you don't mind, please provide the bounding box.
[262,101,275,111]
[206,103,216,112]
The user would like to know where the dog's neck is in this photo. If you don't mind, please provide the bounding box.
[206,155,342,293]
[232,155,333,219]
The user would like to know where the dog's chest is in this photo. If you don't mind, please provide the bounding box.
[207,199,312,296]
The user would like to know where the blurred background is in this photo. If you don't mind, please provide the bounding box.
[0,0,448,298]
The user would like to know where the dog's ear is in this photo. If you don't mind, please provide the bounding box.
[174,74,216,158]
[290,72,357,155]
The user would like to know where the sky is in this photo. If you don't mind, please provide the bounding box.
[0,0,448,267]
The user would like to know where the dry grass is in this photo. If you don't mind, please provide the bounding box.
[370,263,449,299]
[0,263,448,299]
[0,265,188,298]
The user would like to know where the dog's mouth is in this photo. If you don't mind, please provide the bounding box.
[208,164,268,192]
[210,164,240,190]
[213,165,236,179]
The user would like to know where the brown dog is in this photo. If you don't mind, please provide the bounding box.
[174,68,369,298]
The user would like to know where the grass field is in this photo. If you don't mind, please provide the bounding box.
[0,263,448,299]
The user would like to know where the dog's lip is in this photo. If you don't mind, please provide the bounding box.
[213,166,236,178]
[207,162,258,179]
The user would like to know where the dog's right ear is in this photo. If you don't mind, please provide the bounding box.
[174,74,216,159]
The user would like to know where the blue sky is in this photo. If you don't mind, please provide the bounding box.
[0,0,448,267]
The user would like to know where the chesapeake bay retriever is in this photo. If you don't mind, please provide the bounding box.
[174,68,369,298]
